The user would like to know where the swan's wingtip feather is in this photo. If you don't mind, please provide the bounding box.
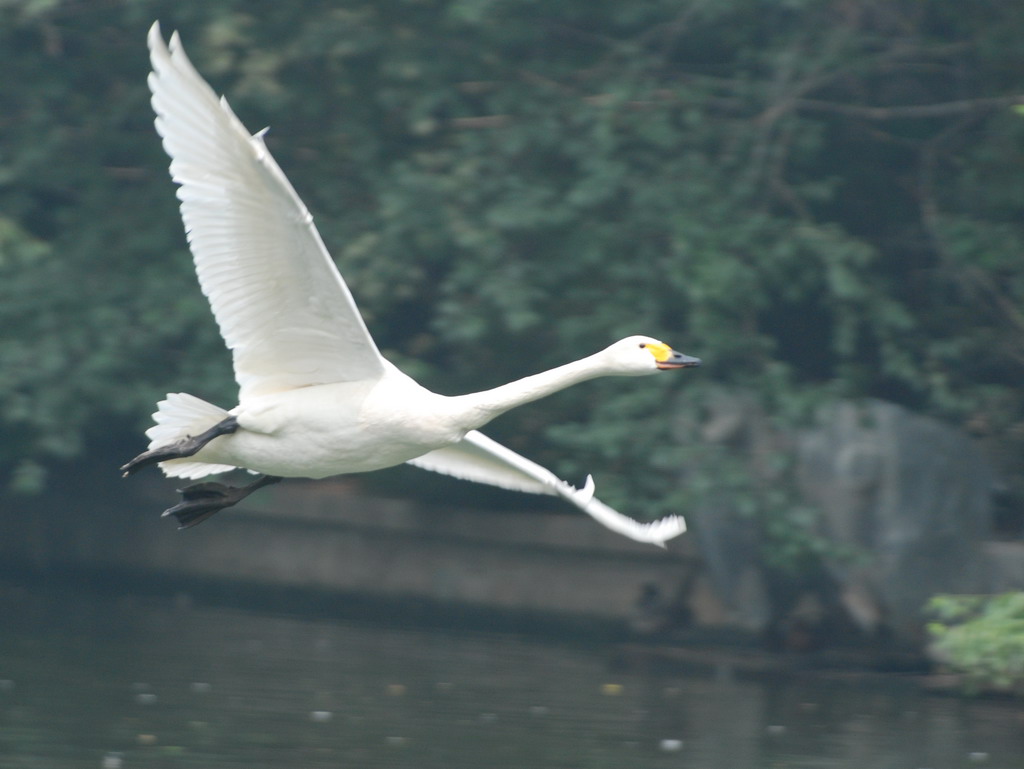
[646,514,687,546]
[147,22,170,62]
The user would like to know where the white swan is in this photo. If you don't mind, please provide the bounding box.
[122,23,701,547]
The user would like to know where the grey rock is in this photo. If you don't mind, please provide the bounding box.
[682,391,997,645]
[797,400,993,640]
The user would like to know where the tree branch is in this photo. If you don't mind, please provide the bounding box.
[794,95,1024,121]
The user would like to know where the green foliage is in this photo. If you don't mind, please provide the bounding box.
[1,1,1023,564]
[927,592,1024,693]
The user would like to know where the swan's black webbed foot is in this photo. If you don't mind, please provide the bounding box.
[120,416,239,477]
[162,474,283,529]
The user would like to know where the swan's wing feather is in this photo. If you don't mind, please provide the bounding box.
[147,23,385,399]
[407,432,559,497]
[408,430,687,547]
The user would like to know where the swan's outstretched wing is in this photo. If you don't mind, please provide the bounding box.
[148,23,385,400]
[407,431,687,547]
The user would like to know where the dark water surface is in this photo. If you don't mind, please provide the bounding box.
[1,580,1022,769]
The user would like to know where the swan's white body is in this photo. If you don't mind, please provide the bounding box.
[141,23,698,546]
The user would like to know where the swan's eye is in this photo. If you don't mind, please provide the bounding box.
[638,343,647,349]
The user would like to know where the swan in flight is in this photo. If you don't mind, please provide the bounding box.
[121,23,701,546]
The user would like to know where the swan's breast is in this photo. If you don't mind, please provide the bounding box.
[357,376,468,452]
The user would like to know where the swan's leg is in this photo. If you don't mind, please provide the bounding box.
[162,474,283,529]
[120,416,239,477]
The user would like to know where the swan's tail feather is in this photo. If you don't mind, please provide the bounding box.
[144,393,238,479]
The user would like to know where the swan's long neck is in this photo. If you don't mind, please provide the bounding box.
[450,353,609,430]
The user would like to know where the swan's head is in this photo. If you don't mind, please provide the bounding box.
[602,336,702,376]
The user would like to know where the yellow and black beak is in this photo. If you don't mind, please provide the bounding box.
[656,350,701,370]
[647,341,702,370]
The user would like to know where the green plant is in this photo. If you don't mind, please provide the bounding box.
[927,592,1024,692]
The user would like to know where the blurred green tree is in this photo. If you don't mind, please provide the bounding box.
[1,0,1022,533]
